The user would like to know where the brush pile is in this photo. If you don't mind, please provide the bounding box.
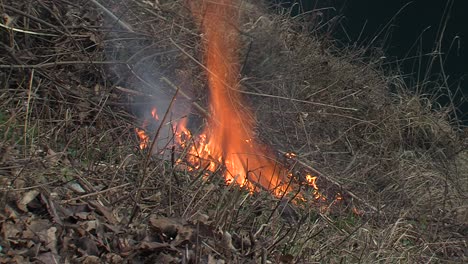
[0,0,466,263]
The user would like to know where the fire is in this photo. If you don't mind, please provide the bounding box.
[151,108,159,120]
[305,174,318,190]
[186,0,291,195]
[135,107,159,149]
[135,128,150,149]
[134,0,336,204]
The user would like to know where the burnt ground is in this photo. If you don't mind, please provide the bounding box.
[0,0,467,263]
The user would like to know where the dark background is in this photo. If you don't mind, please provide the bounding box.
[270,0,468,125]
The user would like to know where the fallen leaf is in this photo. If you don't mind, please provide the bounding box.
[103,253,123,264]
[80,220,98,232]
[149,216,183,242]
[208,255,225,264]
[89,200,118,225]
[75,237,99,256]
[35,251,60,264]
[17,190,40,212]
[2,221,21,239]
[149,216,194,246]
[173,225,194,246]
[82,255,101,264]
[66,182,86,194]
[43,227,58,253]
[279,254,294,263]
[23,219,51,239]
[4,205,20,220]
[193,212,210,225]
[8,254,27,264]
[139,241,171,251]
[155,253,179,263]
[75,212,92,220]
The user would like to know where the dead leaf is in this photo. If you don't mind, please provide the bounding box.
[14,178,25,190]
[2,221,21,239]
[155,253,179,263]
[222,231,236,252]
[149,216,195,246]
[7,254,27,264]
[103,253,123,264]
[45,148,61,167]
[139,241,171,251]
[208,255,225,264]
[89,200,118,225]
[75,237,99,256]
[4,205,20,220]
[82,255,101,264]
[279,254,294,263]
[193,212,210,225]
[35,251,60,264]
[173,225,194,246]
[149,216,183,241]
[17,190,40,212]
[0,145,13,163]
[43,227,58,253]
[22,219,51,240]
[40,195,66,225]
[66,182,86,194]
[75,211,92,220]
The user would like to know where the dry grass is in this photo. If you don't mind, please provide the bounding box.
[0,0,466,263]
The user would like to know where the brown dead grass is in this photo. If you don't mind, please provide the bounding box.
[0,0,466,263]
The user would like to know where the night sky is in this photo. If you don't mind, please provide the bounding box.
[271,0,468,124]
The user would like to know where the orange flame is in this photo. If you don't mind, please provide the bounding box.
[135,1,335,205]
[135,127,149,149]
[305,174,318,190]
[135,107,159,149]
[186,0,291,195]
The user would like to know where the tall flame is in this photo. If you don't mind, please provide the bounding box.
[136,0,333,203]
[187,0,291,195]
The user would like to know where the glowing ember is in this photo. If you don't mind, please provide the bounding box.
[305,174,318,190]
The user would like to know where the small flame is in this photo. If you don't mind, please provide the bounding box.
[135,107,159,150]
[305,174,318,190]
[151,108,159,120]
[135,127,150,149]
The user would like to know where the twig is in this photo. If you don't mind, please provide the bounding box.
[24,69,34,157]
[239,89,358,112]
[61,183,131,203]
[161,77,211,119]
[0,60,127,69]
[0,22,59,36]
[89,0,134,32]
[3,5,62,32]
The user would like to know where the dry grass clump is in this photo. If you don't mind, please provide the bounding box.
[0,0,466,263]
